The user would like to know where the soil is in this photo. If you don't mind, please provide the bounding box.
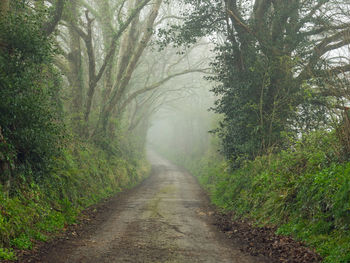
[14,151,321,263]
[213,213,322,263]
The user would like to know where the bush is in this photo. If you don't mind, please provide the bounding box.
[0,2,64,190]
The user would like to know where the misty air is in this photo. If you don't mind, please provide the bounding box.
[1,1,350,262]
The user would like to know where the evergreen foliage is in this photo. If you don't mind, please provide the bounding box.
[0,1,64,189]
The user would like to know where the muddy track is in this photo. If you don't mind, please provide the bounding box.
[21,151,269,263]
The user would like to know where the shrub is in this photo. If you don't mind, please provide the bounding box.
[0,2,64,190]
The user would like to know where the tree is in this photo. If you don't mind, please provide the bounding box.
[55,0,153,136]
[0,1,64,193]
[93,0,164,137]
[161,0,350,164]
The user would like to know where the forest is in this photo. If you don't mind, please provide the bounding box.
[1,0,350,262]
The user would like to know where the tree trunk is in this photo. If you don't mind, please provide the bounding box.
[69,27,84,121]
[0,127,11,197]
[68,1,85,134]
[96,0,162,134]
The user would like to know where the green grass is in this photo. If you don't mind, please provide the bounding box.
[0,248,16,261]
[0,142,150,260]
[169,130,350,262]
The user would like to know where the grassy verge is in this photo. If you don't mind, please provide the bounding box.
[167,131,350,262]
[0,141,150,260]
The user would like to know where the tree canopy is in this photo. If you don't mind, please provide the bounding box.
[159,0,350,164]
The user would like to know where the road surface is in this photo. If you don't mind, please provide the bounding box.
[36,151,266,263]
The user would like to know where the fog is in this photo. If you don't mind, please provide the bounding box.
[147,80,216,159]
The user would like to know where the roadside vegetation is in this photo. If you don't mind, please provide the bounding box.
[0,3,148,259]
[0,0,197,260]
[0,141,149,260]
[151,96,350,262]
[163,130,349,262]
[149,1,350,262]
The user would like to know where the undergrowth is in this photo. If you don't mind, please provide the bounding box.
[170,130,350,263]
[0,141,149,260]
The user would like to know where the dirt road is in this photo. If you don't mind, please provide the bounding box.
[35,151,267,263]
